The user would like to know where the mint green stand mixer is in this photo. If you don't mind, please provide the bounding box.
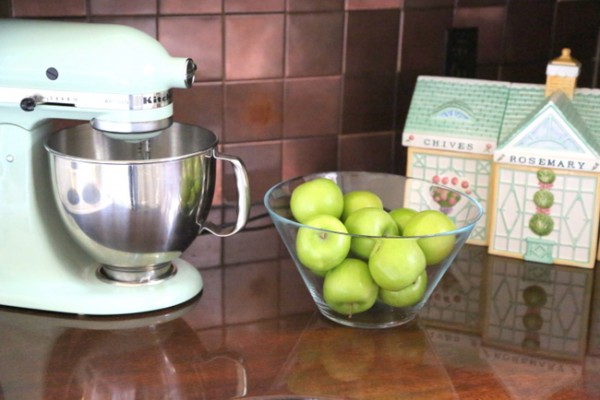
[0,19,249,315]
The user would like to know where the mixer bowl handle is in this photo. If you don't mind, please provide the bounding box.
[200,151,251,237]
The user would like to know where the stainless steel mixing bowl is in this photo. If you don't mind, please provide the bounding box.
[45,122,250,284]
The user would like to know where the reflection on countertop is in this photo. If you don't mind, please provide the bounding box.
[1,241,600,399]
[419,245,597,399]
[0,300,247,399]
[420,245,593,362]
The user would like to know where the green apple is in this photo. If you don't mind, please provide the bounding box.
[378,270,428,308]
[389,207,418,235]
[296,214,351,274]
[368,238,426,291]
[402,210,457,266]
[290,178,344,223]
[344,207,399,259]
[323,258,378,316]
[341,190,384,221]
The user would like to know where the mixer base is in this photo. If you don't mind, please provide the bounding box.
[0,258,203,315]
[97,262,178,285]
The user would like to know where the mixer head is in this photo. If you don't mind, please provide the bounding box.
[0,18,196,139]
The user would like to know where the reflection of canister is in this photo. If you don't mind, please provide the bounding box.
[521,284,548,351]
[483,256,593,361]
[419,244,486,333]
[587,261,600,357]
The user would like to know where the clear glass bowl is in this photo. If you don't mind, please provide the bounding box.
[264,171,483,329]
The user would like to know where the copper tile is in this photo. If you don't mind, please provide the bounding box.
[394,72,415,174]
[224,81,283,142]
[346,0,402,10]
[346,9,399,75]
[222,224,281,264]
[225,0,284,13]
[288,0,343,12]
[158,16,223,82]
[395,138,408,175]
[172,83,224,138]
[402,0,453,8]
[220,204,278,265]
[221,141,282,204]
[89,0,156,15]
[400,7,453,74]
[11,0,85,16]
[242,203,272,231]
[160,0,222,14]
[282,136,338,179]
[476,64,501,81]
[453,6,506,64]
[286,12,344,77]
[183,234,223,269]
[0,2,10,17]
[503,2,554,63]
[223,260,280,324]
[499,61,548,84]
[553,1,600,89]
[394,71,416,130]
[283,77,341,137]
[225,14,285,80]
[457,0,506,6]
[339,131,394,172]
[279,258,316,315]
[342,73,396,134]
[182,267,223,329]
[89,16,157,38]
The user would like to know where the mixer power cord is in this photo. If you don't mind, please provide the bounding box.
[198,202,273,235]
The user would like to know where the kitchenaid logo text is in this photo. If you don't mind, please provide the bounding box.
[142,92,171,105]
[131,91,172,109]
[508,155,587,170]
[423,138,474,151]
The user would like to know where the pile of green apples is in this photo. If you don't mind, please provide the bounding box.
[290,177,457,317]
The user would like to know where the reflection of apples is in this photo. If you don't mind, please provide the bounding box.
[368,238,426,291]
[379,270,427,307]
[344,208,399,259]
[296,215,351,274]
[290,178,344,223]
[285,358,329,397]
[323,258,378,316]
[320,329,376,382]
[379,326,428,365]
[389,207,417,235]
[402,210,456,265]
[342,190,383,221]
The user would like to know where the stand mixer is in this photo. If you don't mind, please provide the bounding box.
[0,19,248,315]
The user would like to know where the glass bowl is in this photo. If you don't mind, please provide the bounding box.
[264,171,483,329]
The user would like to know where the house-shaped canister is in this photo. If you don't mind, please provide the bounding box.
[403,77,511,245]
[403,49,600,268]
[489,50,600,268]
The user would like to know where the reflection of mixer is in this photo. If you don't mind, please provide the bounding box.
[0,305,247,399]
[0,19,249,314]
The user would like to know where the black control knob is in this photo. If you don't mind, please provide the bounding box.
[184,58,197,88]
[20,97,37,112]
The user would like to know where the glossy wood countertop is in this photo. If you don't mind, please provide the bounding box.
[2,240,600,399]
